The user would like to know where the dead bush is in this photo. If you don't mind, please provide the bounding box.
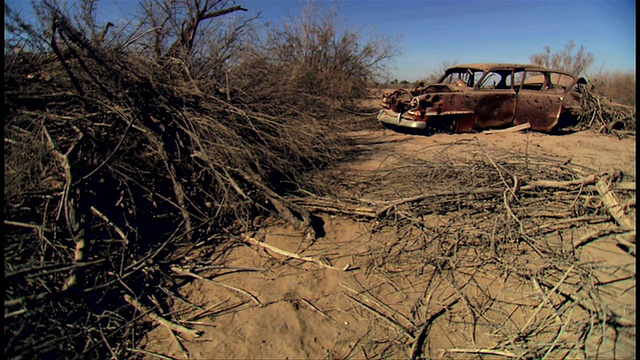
[3,0,385,358]
[571,82,636,134]
[244,1,398,111]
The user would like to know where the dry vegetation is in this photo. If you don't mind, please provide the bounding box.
[4,0,393,358]
[568,82,636,135]
[289,136,636,359]
[3,1,635,359]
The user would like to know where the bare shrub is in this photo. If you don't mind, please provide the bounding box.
[244,1,398,110]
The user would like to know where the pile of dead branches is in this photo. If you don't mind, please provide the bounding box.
[292,139,635,359]
[573,83,636,134]
[4,2,355,358]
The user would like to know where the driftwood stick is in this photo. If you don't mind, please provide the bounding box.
[241,234,350,271]
[124,294,201,339]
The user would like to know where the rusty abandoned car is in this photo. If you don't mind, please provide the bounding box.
[378,63,586,133]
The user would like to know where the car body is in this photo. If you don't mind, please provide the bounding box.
[378,63,586,133]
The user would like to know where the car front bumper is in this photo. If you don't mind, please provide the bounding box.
[377,109,427,129]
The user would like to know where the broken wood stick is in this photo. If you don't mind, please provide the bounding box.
[124,294,201,339]
[483,122,531,134]
[90,206,129,244]
[443,348,520,358]
[170,266,262,306]
[241,234,350,271]
[344,292,415,339]
[596,174,635,231]
[572,227,630,249]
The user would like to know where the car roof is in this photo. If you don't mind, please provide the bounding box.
[447,63,550,72]
[447,63,580,79]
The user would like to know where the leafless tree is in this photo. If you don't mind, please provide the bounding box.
[529,40,594,75]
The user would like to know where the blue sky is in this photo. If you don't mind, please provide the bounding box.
[6,0,636,81]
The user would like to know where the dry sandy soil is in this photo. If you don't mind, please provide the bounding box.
[139,125,635,359]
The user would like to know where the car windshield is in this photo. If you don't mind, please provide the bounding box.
[438,68,484,87]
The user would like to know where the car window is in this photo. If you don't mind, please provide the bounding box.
[522,71,546,91]
[506,70,523,87]
[546,73,575,92]
[478,71,508,90]
[439,69,484,87]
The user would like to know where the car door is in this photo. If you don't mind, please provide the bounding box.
[473,70,518,129]
[514,70,566,132]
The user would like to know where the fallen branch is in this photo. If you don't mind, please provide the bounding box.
[572,227,630,249]
[90,206,129,244]
[170,266,262,306]
[443,348,520,358]
[596,173,635,231]
[241,234,350,271]
[409,296,460,360]
[124,294,201,339]
[344,292,415,339]
[483,122,531,134]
